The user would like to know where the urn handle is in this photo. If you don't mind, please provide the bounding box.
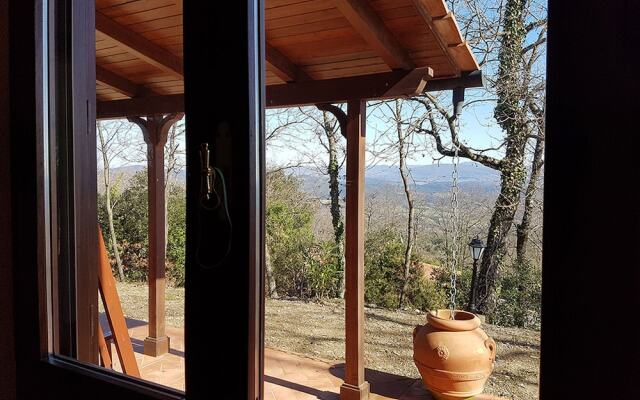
[485,338,497,362]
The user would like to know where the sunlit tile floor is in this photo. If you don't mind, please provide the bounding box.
[105,318,504,400]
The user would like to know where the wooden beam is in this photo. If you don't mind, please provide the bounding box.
[96,65,143,98]
[97,94,184,119]
[265,43,311,82]
[96,71,484,118]
[341,99,369,400]
[96,12,183,78]
[336,0,414,70]
[410,0,461,75]
[266,67,434,108]
[424,70,483,91]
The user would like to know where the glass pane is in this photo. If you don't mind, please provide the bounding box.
[50,0,186,392]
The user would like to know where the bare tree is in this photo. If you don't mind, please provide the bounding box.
[414,0,547,314]
[97,120,134,281]
[164,119,185,186]
[163,119,185,253]
[264,108,309,298]
[296,107,347,298]
[368,99,431,308]
[516,128,544,264]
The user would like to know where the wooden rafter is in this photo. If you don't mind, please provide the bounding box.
[96,12,184,78]
[336,0,414,70]
[265,43,311,82]
[96,65,143,98]
[409,0,461,75]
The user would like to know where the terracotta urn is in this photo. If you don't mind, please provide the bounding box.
[413,309,496,399]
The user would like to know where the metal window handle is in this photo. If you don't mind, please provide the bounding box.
[200,143,214,202]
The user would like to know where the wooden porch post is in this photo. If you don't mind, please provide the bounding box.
[128,113,183,357]
[341,99,369,400]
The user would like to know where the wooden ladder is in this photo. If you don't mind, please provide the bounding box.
[97,227,141,378]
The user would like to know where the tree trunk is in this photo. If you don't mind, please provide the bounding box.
[97,125,125,282]
[105,194,124,281]
[516,135,544,264]
[324,111,345,298]
[265,239,278,298]
[396,101,415,309]
[475,161,526,314]
[475,0,529,315]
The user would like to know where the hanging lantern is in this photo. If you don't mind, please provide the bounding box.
[468,236,485,261]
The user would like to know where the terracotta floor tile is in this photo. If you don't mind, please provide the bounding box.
[104,318,505,400]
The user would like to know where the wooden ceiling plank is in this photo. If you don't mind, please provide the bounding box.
[335,0,414,70]
[96,11,184,78]
[409,0,461,75]
[265,43,312,82]
[432,12,464,45]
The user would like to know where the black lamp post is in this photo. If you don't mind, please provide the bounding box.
[467,235,485,313]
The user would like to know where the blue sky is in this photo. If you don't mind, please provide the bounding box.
[265,88,505,168]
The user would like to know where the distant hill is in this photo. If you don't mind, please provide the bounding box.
[292,162,500,198]
[98,164,186,193]
[103,162,500,197]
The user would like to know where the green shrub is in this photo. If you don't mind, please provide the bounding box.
[166,183,186,286]
[491,260,542,329]
[406,268,448,312]
[364,228,447,310]
[267,172,330,298]
[364,229,404,308]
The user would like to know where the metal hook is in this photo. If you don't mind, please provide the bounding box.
[200,143,214,202]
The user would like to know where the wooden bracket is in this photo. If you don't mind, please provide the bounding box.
[383,67,433,98]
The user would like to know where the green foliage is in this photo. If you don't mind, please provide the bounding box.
[432,260,472,311]
[110,171,149,281]
[364,228,447,310]
[406,269,448,312]
[166,183,186,286]
[98,170,187,286]
[266,171,342,298]
[364,229,404,308]
[491,260,542,329]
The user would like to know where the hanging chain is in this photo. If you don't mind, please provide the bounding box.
[448,118,461,319]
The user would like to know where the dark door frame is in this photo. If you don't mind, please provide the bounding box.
[539,0,640,397]
[2,0,264,399]
[183,1,264,399]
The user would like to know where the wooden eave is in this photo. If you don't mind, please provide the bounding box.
[95,0,481,118]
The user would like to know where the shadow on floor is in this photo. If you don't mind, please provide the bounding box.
[99,314,148,333]
[329,363,420,399]
[265,376,340,400]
